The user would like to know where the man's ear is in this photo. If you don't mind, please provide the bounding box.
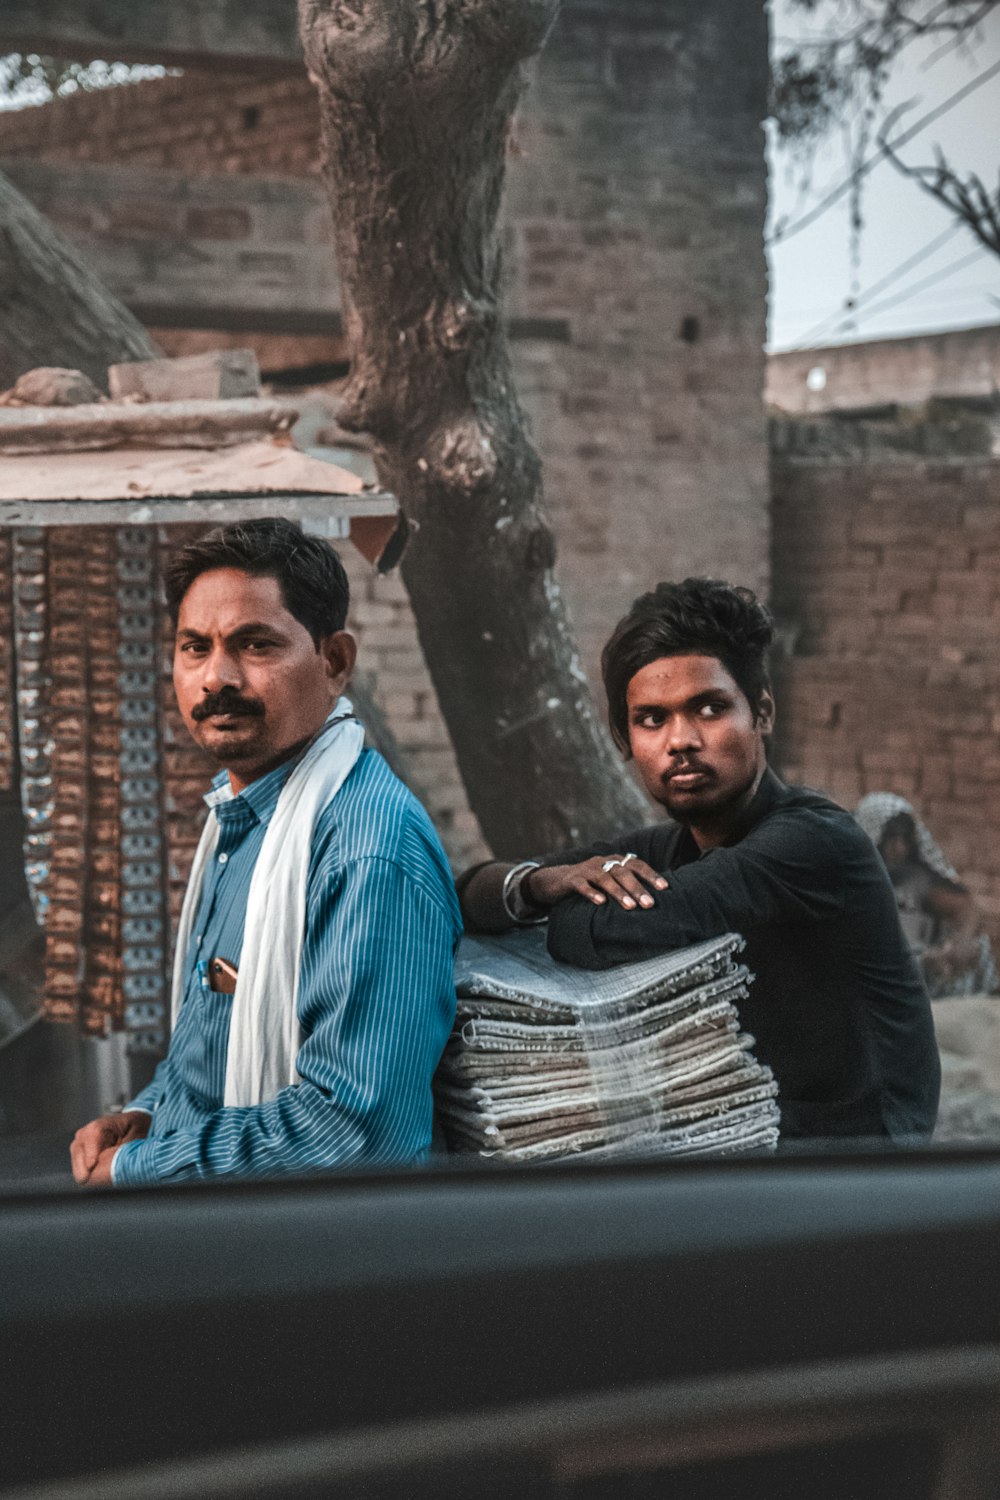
[757,687,776,737]
[321,630,357,692]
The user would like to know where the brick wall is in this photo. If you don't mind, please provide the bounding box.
[769,324,1000,416]
[507,0,770,687]
[2,0,770,697]
[772,419,1000,945]
[0,157,341,337]
[0,69,322,176]
[338,548,488,872]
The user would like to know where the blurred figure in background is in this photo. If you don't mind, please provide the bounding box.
[856,793,998,999]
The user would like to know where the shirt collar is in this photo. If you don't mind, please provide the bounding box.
[200,702,358,827]
[204,755,297,829]
[728,764,784,841]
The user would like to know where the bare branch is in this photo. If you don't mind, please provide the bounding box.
[772,0,1000,145]
[879,128,1000,256]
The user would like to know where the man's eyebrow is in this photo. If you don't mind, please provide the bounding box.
[175,621,288,640]
[629,689,733,715]
[687,688,733,706]
[228,621,287,637]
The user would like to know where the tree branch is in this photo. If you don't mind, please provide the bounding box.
[0,169,157,390]
[879,130,1000,256]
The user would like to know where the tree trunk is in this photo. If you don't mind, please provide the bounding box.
[299,0,647,854]
[0,171,157,392]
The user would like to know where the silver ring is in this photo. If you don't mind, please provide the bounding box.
[621,852,638,865]
[601,857,624,872]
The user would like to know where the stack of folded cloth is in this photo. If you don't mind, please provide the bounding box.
[436,928,780,1161]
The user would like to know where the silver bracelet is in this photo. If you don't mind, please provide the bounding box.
[501,860,547,925]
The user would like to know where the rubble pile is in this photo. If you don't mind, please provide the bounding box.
[933,995,1000,1145]
[437,929,780,1161]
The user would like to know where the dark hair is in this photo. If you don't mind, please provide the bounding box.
[164,517,350,644]
[879,812,919,861]
[601,578,774,754]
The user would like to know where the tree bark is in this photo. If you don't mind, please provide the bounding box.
[0,171,157,392]
[299,0,647,855]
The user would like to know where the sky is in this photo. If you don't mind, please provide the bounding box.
[767,0,1000,351]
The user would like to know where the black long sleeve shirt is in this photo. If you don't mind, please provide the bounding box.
[545,771,940,1142]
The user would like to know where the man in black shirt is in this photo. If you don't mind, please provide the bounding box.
[459,579,940,1144]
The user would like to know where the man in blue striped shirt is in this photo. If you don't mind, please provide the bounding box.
[70,518,460,1186]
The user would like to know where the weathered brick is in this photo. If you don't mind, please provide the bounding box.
[185,206,252,240]
[388,717,451,750]
[348,601,399,630]
[964,504,999,531]
[917,768,953,799]
[774,447,1000,944]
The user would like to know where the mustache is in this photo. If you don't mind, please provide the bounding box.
[191,690,266,722]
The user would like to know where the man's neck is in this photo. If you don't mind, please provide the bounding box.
[225,734,315,795]
[686,765,768,852]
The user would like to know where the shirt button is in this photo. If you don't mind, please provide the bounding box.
[218,852,229,865]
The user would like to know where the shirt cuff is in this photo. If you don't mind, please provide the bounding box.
[110,1137,156,1188]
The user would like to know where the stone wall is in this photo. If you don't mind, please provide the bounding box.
[1,0,771,697]
[771,414,1000,946]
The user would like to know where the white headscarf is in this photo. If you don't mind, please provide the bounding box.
[854,791,958,881]
[856,791,998,997]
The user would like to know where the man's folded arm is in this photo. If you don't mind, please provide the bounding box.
[113,856,457,1186]
[459,824,668,931]
[547,811,846,968]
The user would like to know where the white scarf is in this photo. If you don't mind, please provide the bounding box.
[855,791,958,880]
[171,698,365,1107]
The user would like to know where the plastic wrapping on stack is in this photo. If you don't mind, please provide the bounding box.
[437,928,780,1161]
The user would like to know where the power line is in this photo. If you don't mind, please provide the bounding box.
[798,244,992,344]
[789,221,962,344]
[767,53,1000,246]
[844,245,993,319]
[793,291,1000,347]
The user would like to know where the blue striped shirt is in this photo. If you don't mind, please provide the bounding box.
[112,748,461,1185]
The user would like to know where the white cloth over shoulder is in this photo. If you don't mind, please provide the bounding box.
[171,698,365,1107]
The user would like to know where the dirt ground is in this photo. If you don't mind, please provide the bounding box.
[932,995,1000,1145]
